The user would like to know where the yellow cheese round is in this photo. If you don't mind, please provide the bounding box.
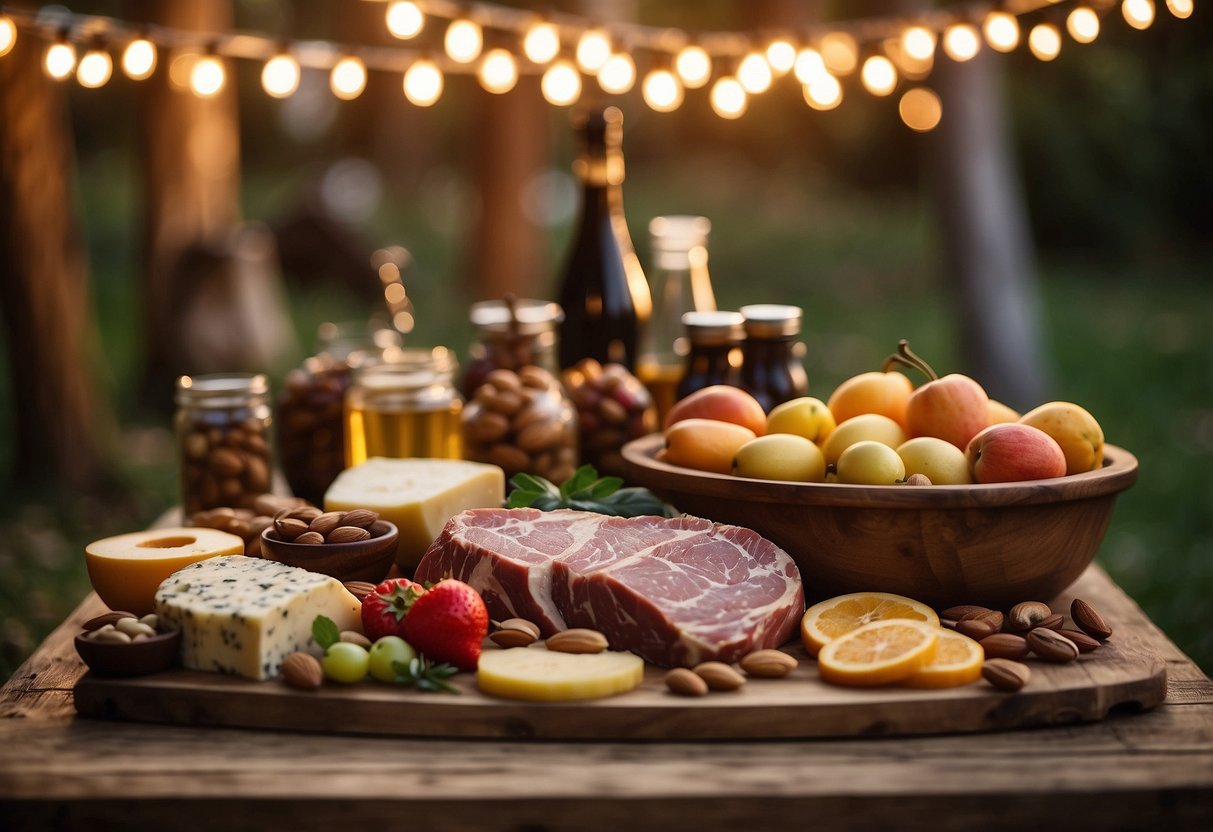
[477,647,645,702]
[85,527,245,615]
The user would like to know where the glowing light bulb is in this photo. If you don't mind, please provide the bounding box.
[642,69,683,112]
[793,48,826,84]
[1028,23,1061,61]
[820,32,858,75]
[766,39,796,75]
[737,53,773,94]
[403,59,443,106]
[445,19,482,64]
[330,56,367,99]
[709,76,746,119]
[804,73,842,111]
[598,53,635,94]
[942,24,980,61]
[386,2,424,40]
[45,42,77,80]
[902,26,936,61]
[1122,0,1156,29]
[983,11,1021,52]
[899,87,942,132]
[261,53,300,98]
[523,21,560,64]
[190,55,225,98]
[860,56,897,96]
[674,45,711,89]
[576,29,611,72]
[0,15,17,58]
[121,38,156,79]
[541,60,581,106]
[1167,0,1193,19]
[478,48,518,94]
[1066,8,1101,43]
[76,49,112,88]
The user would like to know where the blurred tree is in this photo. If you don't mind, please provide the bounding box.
[0,30,113,492]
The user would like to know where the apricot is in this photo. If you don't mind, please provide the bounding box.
[820,413,907,466]
[826,371,914,429]
[661,418,757,475]
[664,385,766,435]
[733,434,826,482]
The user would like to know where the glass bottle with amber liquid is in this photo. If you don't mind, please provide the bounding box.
[738,304,809,412]
[556,106,650,371]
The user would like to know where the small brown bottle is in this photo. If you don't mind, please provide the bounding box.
[737,304,808,412]
[676,311,745,401]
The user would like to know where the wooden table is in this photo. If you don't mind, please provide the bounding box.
[1,566,1210,831]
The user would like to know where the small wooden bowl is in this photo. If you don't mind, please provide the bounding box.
[260,521,398,584]
[74,628,181,677]
[622,434,1138,608]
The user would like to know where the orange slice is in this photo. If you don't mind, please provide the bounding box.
[903,629,984,689]
[801,591,940,657]
[817,619,940,687]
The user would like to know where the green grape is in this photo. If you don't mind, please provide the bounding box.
[321,642,369,683]
[368,636,418,683]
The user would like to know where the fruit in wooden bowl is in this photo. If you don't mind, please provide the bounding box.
[261,520,398,584]
[621,434,1138,609]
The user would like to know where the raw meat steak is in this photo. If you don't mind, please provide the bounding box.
[415,508,804,667]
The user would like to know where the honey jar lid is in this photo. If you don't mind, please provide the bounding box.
[739,304,802,338]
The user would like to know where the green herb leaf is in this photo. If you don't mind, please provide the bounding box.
[505,465,673,519]
[312,615,340,651]
[392,656,461,695]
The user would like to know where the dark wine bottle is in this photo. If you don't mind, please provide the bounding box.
[556,106,650,370]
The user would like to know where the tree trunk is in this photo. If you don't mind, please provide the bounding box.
[0,34,113,492]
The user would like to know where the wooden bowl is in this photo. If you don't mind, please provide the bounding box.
[260,521,398,584]
[622,434,1138,608]
[74,628,181,677]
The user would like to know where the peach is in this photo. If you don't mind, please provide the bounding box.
[659,418,757,475]
[664,385,766,436]
[987,399,1021,425]
[965,423,1067,484]
[1019,401,1105,475]
[827,371,914,429]
[906,374,990,449]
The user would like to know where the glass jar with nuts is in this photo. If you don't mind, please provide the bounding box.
[462,298,564,398]
[175,374,273,515]
[561,358,657,477]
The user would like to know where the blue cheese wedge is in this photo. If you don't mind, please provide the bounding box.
[154,556,361,681]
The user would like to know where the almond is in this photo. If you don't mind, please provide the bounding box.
[545,628,609,654]
[974,610,1005,631]
[281,652,323,690]
[982,658,1031,691]
[739,649,798,678]
[1026,627,1080,662]
[82,611,136,631]
[941,605,991,621]
[497,618,541,640]
[1071,598,1112,641]
[1008,601,1052,632]
[664,667,709,697]
[693,661,746,691]
[1058,628,1101,653]
[343,581,377,601]
[327,526,372,544]
[341,509,379,529]
[273,517,309,541]
[340,630,372,649]
[1037,613,1066,631]
[905,473,933,486]
[293,531,326,545]
[308,511,346,537]
[979,633,1030,660]
[208,447,244,477]
[956,619,998,640]
[287,506,323,522]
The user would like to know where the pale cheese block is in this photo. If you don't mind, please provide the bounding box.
[477,647,645,702]
[325,457,504,571]
[85,527,245,616]
[154,556,361,680]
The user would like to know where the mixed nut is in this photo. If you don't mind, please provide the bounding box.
[268,506,382,545]
[180,417,272,515]
[81,612,170,644]
[190,493,310,556]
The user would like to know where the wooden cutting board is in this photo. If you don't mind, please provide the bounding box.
[73,629,1165,741]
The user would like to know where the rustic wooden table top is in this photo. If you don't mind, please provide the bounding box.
[1,565,1210,831]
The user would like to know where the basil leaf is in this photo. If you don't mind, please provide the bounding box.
[559,465,598,499]
[311,615,340,651]
[587,476,624,499]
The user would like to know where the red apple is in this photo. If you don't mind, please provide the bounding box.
[905,374,990,449]
[664,385,767,436]
[966,423,1067,483]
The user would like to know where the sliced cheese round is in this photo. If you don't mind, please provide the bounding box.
[477,647,645,702]
[85,527,244,615]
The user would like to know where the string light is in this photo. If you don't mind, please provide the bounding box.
[1066,8,1101,43]
[190,54,225,98]
[575,28,611,72]
[766,39,796,75]
[983,11,1021,52]
[478,48,517,94]
[261,52,300,98]
[737,52,773,94]
[121,38,156,79]
[861,55,897,96]
[902,26,936,61]
[804,73,842,110]
[793,47,826,84]
[899,87,942,132]
[330,56,367,99]
[522,21,560,64]
[709,76,747,119]
[820,32,859,75]
[445,19,483,64]
[403,58,443,105]
[385,2,424,40]
[77,48,112,88]
[541,60,580,106]
[1122,0,1156,30]
[598,53,636,95]
[0,15,16,58]
[674,44,711,88]
[45,41,77,80]
[1028,23,1062,60]
[641,69,683,112]
[942,24,981,61]
[1166,0,1193,19]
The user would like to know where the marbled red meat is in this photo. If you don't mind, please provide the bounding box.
[414,507,804,667]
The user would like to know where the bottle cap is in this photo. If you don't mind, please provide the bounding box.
[470,299,565,335]
[175,373,269,407]
[740,304,802,338]
[683,311,745,345]
[649,215,711,251]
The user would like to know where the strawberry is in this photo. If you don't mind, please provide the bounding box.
[361,578,426,642]
[401,579,488,671]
